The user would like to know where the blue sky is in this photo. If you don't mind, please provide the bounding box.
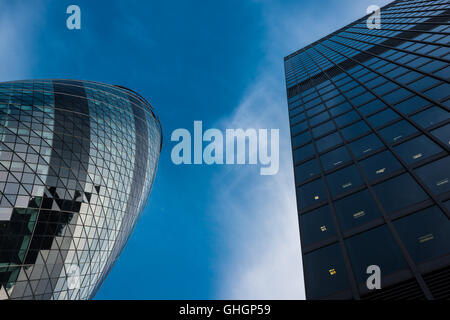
[0,0,391,299]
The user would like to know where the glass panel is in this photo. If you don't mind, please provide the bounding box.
[415,156,450,195]
[341,121,371,140]
[312,121,336,138]
[292,130,312,148]
[320,146,351,171]
[379,120,418,144]
[359,151,403,181]
[411,106,450,128]
[295,158,321,183]
[316,132,343,153]
[394,206,450,264]
[373,173,429,215]
[334,189,382,231]
[358,99,386,116]
[394,135,442,165]
[335,110,360,128]
[303,243,351,299]
[394,95,430,115]
[345,225,409,284]
[367,109,400,128]
[349,134,384,158]
[309,111,330,127]
[300,206,337,246]
[293,143,315,164]
[297,178,327,210]
[431,124,450,146]
[326,165,364,197]
[292,121,309,136]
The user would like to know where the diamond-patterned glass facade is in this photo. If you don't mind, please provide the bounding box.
[285,0,450,300]
[0,80,162,300]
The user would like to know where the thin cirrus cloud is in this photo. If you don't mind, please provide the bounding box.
[213,0,392,300]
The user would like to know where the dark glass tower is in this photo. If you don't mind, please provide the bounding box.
[0,80,162,300]
[284,0,449,300]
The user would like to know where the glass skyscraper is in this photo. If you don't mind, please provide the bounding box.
[0,80,162,300]
[285,0,449,300]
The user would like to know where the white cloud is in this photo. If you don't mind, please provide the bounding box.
[213,0,392,300]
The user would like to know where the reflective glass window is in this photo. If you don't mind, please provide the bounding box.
[367,108,400,128]
[379,120,418,144]
[394,135,442,165]
[320,146,351,171]
[373,173,429,215]
[341,121,371,140]
[292,130,311,148]
[303,243,351,299]
[394,95,430,115]
[295,158,321,183]
[349,134,384,158]
[312,121,336,138]
[309,111,330,127]
[326,165,364,197]
[358,99,386,116]
[411,106,450,128]
[292,121,309,136]
[316,132,343,153]
[335,110,360,128]
[415,157,450,195]
[394,206,450,264]
[431,124,450,146]
[293,143,315,164]
[345,225,409,284]
[297,178,327,210]
[300,206,337,247]
[329,102,351,117]
[359,150,402,181]
[334,189,382,231]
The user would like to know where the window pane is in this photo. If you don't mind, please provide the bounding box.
[300,206,337,247]
[394,95,430,115]
[415,156,450,195]
[330,102,351,117]
[334,189,382,231]
[431,124,450,146]
[373,173,429,215]
[341,121,371,140]
[394,206,450,264]
[394,135,442,165]
[316,132,343,153]
[411,106,450,128]
[359,151,403,181]
[303,243,351,299]
[312,121,336,138]
[349,134,384,158]
[326,165,364,197]
[292,130,312,148]
[367,109,400,128]
[309,111,330,127]
[320,146,351,171]
[297,178,327,210]
[294,143,315,164]
[295,158,321,183]
[345,225,408,284]
[379,120,418,144]
[292,121,308,136]
[358,99,386,116]
[335,110,360,128]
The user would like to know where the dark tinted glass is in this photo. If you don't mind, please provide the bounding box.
[394,135,442,165]
[293,143,315,164]
[300,206,337,246]
[326,165,364,197]
[297,178,327,210]
[292,130,311,148]
[345,225,409,283]
[320,146,351,171]
[394,206,450,263]
[431,124,450,146]
[415,156,450,195]
[411,106,450,128]
[373,174,429,215]
[303,243,351,299]
[359,151,403,181]
[335,111,360,128]
[367,109,400,128]
[309,111,330,127]
[349,134,384,158]
[358,99,386,116]
[341,121,371,140]
[292,121,309,136]
[334,189,382,231]
[379,120,418,144]
[295,158,321,183]
[316,132,343,153]
[312,121,336,138]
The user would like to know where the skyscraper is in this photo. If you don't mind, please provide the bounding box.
[0,80,162,300]
[284,0,449,300]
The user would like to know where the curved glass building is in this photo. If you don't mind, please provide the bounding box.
[0,80,162,300]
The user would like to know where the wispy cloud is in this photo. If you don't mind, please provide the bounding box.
[0,0,45,82]
[213,0,392,300]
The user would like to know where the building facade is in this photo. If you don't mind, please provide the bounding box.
[0,80,162,300]
[285,0,450,300]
